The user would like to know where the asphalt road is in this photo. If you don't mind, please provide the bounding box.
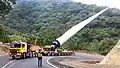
[48,52,104,68]
[0,53,104,68]
[3,56,54,68]
[0,55,11,68]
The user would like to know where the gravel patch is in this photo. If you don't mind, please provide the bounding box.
[49,56,120,68]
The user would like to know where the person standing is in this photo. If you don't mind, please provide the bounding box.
[37,48,42,66]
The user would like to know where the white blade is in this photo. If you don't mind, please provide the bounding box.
[56,8,108,45]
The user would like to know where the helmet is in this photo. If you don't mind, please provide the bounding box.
[39,48,42,53]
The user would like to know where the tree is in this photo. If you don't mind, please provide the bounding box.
[0,24,9,42]
[0,0,120,55]
[0,0,16,16]
[9,33,27,42]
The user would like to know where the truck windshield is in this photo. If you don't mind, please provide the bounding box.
[11,44,21,48]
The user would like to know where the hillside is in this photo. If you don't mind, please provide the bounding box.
[0,0,120,55]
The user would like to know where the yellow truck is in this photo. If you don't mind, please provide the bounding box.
[9,41,39,59]
[41,45,54,56]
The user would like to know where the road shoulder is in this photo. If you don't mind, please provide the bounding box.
[48,56,74,68]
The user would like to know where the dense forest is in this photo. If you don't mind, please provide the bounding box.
[0,0,120,55]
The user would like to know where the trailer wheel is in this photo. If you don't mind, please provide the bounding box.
[68,53,70,55]
[66,53,68,55]
[52,53,54,56]
[55,53,57,56]
[61,53,63,56]
[73,52,75,55]
[48,53,50,56]
[66,53,68,56]
[64,53,66,56]
[59,53,61,56]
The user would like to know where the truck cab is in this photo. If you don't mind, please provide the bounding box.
[9,41,32,59]
[41,45,54,56]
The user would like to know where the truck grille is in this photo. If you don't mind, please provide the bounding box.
[10,49,18,54]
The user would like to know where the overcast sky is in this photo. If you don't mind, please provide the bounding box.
[72,0,119,9]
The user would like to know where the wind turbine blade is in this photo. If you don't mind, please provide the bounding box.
[57,8,108,45]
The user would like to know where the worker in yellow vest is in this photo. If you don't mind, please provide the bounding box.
[37,48,42,66]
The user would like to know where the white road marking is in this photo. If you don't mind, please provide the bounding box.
[2,60,16,68]
[47,57,58,68]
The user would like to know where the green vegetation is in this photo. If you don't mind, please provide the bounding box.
[0,0,120,55]
[0,24,10,42]
[0,0,16,16]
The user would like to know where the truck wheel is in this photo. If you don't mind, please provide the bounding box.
[23,53,26,59]
[12,56,15,59]
[30,52,33,58]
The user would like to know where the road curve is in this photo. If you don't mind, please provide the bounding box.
[48,52,104,68]
[4,56,55,68]
[0,55,11,68]
[0,53,104,68]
